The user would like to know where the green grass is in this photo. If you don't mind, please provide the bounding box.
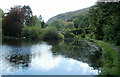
[118,46,120,49]
[103,40,120,51]
[94,40,119,75]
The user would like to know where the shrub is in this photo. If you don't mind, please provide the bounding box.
[114,32,120,46]
[81,34,85,38]
[22,26,30,39]
[59,33,64,39]
[64,29,75,38]
[49,20,65,31]
[74,35,81,39]
[71,28,84,35]
[22,26,43,39]
[44,27,63,40]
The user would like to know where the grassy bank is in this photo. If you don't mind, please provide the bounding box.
[105,41,120,52]
[93,40,119,75]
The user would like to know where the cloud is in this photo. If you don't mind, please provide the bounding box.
[0,46,13,76]
[31,43,62,71]
[65,58,98,75]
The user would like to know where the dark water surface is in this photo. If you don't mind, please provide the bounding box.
[0,38,103,75]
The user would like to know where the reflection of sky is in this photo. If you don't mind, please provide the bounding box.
[0,46,14,76]
[0,43,98,75]
[31,43,62,71]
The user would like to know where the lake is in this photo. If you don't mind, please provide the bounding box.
[0,38,103,75]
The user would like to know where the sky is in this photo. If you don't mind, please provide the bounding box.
[0,0,97,22]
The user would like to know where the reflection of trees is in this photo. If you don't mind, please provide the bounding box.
[50,39,103,70]
[5,54,31,69]
[2,38,42,46]
[2,38,42,71]
[2,38,22,46]
[88,51,103,69]
[3,45,32,69]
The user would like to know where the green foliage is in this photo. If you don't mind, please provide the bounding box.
[23,5,33,26]
[64,29,75,38]
[70,15,89,29]
[88,2,120,45]
[0,9,2,33]
[88,5,104,40]
[71,28,84,35]
[44,27,64,40]
[94,40,119,75]
[80,34,85,38]
[73,35,81,39]
[22,26,43,39]
[39,15,45,28]
[49,19,65,31]
[0,9,3,21]
[64,22,74,30]
[59,33,64,39]
[29,15,41,27]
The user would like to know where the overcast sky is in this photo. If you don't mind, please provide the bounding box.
[0,0,97,22]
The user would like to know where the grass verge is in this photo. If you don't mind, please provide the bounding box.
[93,40,120,75]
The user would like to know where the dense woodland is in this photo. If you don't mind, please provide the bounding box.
[1,2,120,46]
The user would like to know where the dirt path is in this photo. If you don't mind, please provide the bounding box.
[100,41,120,56]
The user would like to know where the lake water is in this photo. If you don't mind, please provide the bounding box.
[0,38,103,75]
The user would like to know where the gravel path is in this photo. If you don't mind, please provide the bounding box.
[100,41,120,56]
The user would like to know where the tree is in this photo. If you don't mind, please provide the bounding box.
[29,15,41,27]
[88,2,120,45]
[50,20,65,31]
[88,3,105,40]
[64,22,74,30]
[2,6,24,37]
[70,14,89,29]
[44,27,63,40]
[23,5,33,26]
[39,15,45,28]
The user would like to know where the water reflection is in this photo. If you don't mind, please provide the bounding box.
[0,46,13,75]
[31,43,62,71]
[0,39,102,75]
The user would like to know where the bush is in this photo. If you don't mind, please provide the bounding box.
[22,26,30,39]
[49,20,65,31]
[81,34,85,38]
[74,35,81,39]
[71,28,84,35]
[44,27,63,40]
[114,33,120,46]
[64,29,75,38]
[59,33,64,39]
[22,26,43,39]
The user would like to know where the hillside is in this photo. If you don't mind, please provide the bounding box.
[47,7,90,23]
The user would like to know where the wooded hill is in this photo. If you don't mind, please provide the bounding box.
[47,7,90,23]
[47,2,120,46]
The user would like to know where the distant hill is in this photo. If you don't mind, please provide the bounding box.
[47,7,90,23]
